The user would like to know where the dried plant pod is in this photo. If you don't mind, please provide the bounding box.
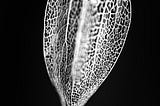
[43,0,132,106]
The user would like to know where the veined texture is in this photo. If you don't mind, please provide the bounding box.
[43,0,132,106]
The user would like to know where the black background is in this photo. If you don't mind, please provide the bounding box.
[14,0,154,106]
